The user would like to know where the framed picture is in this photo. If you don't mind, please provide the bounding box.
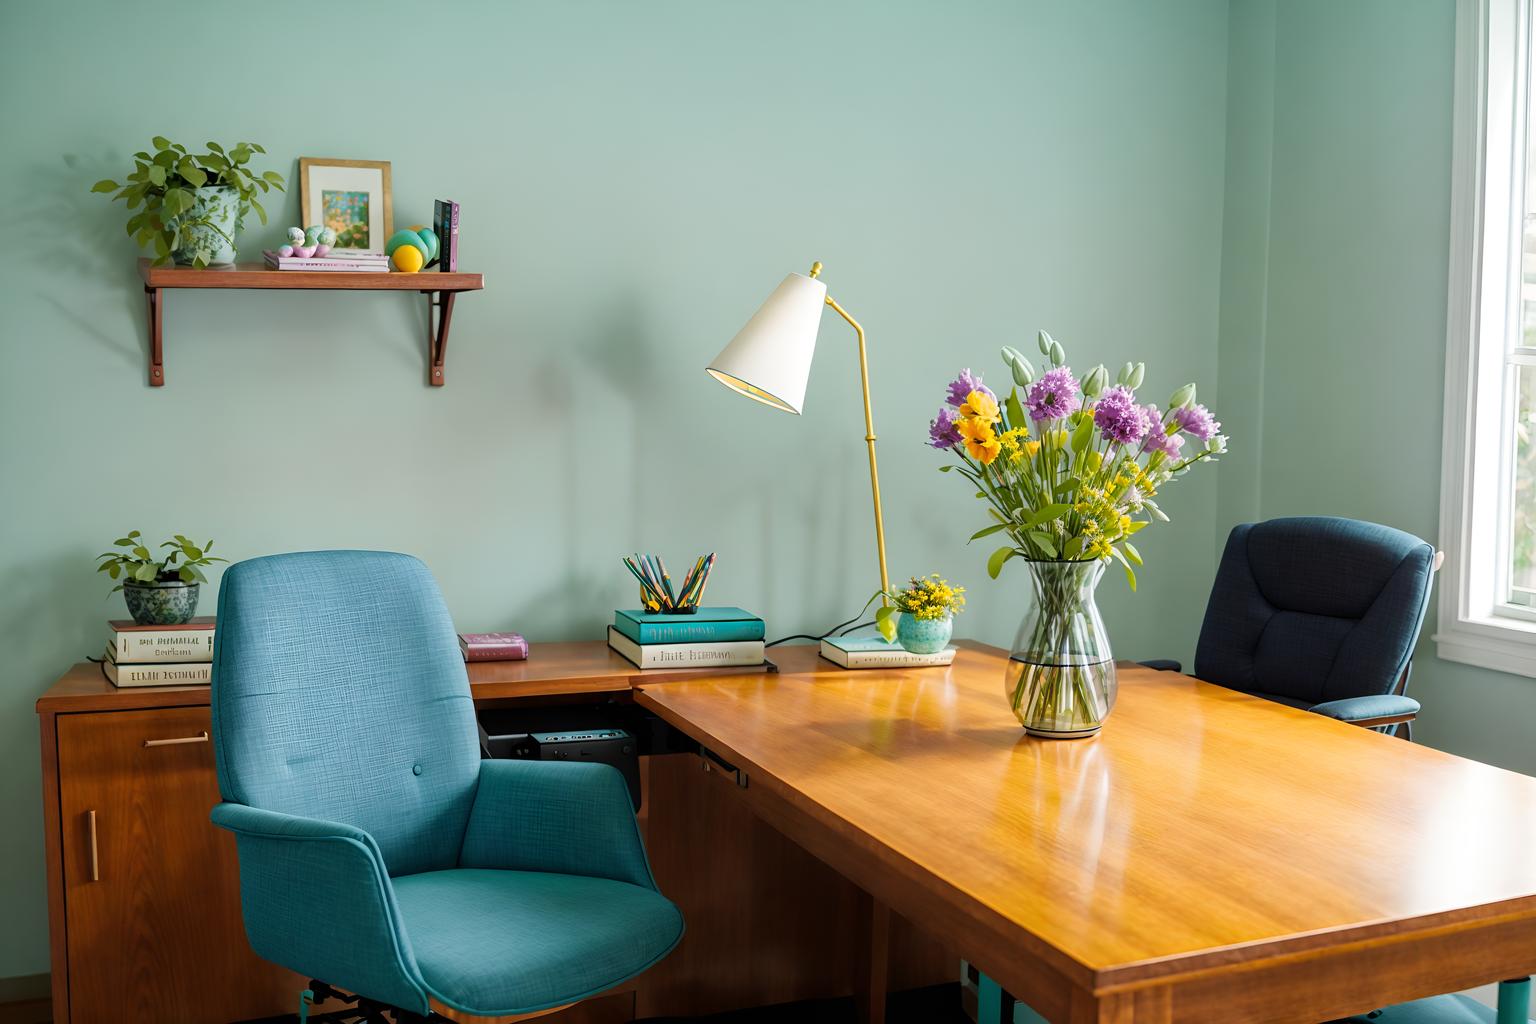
[298,158,392,251]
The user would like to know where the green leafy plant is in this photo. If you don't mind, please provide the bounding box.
[91,137,285,267]
[96,531,226,592]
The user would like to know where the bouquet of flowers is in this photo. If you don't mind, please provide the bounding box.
[928,331,1226,589]
[927,331,1227,737]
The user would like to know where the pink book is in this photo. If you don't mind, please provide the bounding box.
[458,632,529,661]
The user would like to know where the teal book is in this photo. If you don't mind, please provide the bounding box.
[613,606,764,645]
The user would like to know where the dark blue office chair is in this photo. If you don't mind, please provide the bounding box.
[1146,516,1436,735]
[209,551,683,1021]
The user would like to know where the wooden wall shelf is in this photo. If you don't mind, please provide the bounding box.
[136,258,485,387]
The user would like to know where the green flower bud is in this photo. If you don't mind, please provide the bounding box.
[1206,434,1228,455]
[1038,330,1055,356]
[1117,361,1134,385]
[1082,364,1109,397]
[1168,382,1197,409]
[1127,362,1145,390]
[1049,340,1065,367]
[1011,355,1035,386]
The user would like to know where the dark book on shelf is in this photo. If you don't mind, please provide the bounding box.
[434,199,460,272]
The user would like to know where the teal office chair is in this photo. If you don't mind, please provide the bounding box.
[209,551,683,1022]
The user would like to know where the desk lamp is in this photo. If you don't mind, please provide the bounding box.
[706,262,891,603]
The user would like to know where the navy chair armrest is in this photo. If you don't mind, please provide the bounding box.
[1138,659,1183,673]
[210,802,429,1014]
[458,759,657,889]
[1308,694,1421,725]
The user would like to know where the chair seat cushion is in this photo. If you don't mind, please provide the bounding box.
[1345,992,1532,1023]
[1250,691,1314,711]
[392,867,684,1016]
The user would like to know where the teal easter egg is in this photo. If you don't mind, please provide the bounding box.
[416,228,439,262]
[386,229,425,257]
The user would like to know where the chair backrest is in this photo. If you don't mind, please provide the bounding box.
[211,550,481,876]
[1194,517,1435,706]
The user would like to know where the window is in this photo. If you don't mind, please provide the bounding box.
[1439,0,1536,675]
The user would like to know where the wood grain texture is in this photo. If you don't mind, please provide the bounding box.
[636,751,953,1018]
[137,257,482,291]
[636,642,1536,1015]
[55,706,302,1022]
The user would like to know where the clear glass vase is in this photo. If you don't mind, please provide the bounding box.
[1004,559,1117,739]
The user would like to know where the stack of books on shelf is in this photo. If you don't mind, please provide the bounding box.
[103,616,215,687]
[261,249,390,273]
[607,607,765,669]
[819,634,957,669]
[458,632,529,662]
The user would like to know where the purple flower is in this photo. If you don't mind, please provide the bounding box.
[946,369,993,408]
[1025,366,1082,421]
[1092,386,1148,444]
[1172,403,1220,440]
[1140,403,1184,456]
[928,407,960,449]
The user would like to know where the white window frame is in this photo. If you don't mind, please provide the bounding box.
[1437,0,1536,677]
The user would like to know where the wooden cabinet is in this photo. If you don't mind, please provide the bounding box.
[49,706,299,1023]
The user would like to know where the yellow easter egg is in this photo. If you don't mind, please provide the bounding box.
[392,244,425,273]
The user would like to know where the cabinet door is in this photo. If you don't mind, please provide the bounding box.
[57,706,299,1023]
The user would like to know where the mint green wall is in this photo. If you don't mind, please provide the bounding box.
[0,1,1229,980]
[1217,0,1536,778]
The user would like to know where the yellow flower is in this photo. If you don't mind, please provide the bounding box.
[999,427,1031,464]
[959,390,1000,423]
[957,417,1001,464]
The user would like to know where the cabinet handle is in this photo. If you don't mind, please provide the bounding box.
[143,730,209,748]
[87,810,99,882]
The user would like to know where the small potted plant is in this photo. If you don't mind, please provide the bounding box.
[91,137,284,267]
[97,531,227,625]
[872,574,966,654]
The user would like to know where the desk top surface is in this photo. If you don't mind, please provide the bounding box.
[636,642,1536,988]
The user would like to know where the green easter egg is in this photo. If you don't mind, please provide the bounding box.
[416,227,439,262]
[385,229,425,257]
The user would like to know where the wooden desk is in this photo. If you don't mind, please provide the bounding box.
[637,641,1536,1023]
[35,642,947,1024]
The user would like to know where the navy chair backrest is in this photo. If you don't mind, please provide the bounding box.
[1194,517,1435,706]
[210,550,481,877]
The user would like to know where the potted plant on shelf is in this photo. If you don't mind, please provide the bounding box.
[927,335,1226,739]
[91,137,284,267]
[97,531,227,625]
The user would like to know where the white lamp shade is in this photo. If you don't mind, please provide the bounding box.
[706,272,828,414]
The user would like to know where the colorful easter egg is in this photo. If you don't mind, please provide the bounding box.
[391,243,424,273]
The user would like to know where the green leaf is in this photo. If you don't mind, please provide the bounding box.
[969,523,1009,542]
[107,563,120,579]
[147,164,166,187]
[987,545,1016,580]
[875,605,898,642]
[132,545,150,560]
[1125,520,1149,535]
[1063,536,1085,559]
[96,561,113,572]
[177,158,207,187]
[91,178,119,193]
[938,465,953,472]
[249,197,266,225]
[179,566,195,583]
[1070,414,1094,455]
[1053,477,1082,499]
[1026,531,1058,557]
[1122,541,1143,566]
[134,563,157,582]
[1123,564,1137,591]
[1005,389,1026,431]
[206,141,224,153]
[151,135,171,150]
[1022,503,1072,529]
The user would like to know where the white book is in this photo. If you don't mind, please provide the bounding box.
[606,626,764,670]
[107,628,214,663]
[104,657,212,688]
[819,636,956,669]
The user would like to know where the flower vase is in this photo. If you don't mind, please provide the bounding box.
[1004,559,1117,739]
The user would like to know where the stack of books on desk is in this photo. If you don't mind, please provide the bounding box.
[607,607,765,669]
[103,617,215,687]
[819,634,957,669]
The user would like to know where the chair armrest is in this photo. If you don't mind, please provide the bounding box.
[1138,659,1183,673]
[210,803,429,1015]
[458,759,657,889]
[1308,694,1421,726]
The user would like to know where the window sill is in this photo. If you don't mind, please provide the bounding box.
[1435,614,1536,678]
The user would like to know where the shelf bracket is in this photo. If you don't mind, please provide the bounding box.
[425,291,458,387]
[144,286,164,387]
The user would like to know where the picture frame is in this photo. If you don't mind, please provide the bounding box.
[298,158,393,251]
